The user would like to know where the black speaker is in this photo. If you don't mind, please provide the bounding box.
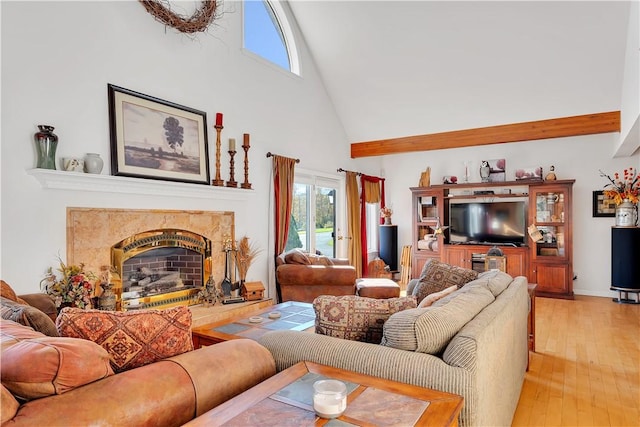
[379,225,398,271]
[611,227,640,290]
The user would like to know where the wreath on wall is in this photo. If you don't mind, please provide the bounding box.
[139,0,221,34]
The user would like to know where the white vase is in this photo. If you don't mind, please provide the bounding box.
[615,199,637,227]
[84,153,103,174]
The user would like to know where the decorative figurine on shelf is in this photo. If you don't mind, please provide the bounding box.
[480,161,490,183]
[545,165,557,181]
[430,217,449,235]
[443,176,458,185]
[419,166,431,187]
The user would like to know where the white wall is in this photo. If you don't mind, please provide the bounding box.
[617,0,640,156]
[375,134,639,298]
[0,1,355,295]
[2,1,637,300]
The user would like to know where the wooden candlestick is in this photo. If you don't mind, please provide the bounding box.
[241,133,252,189]
[226,150,238,188]
[212,125,224,186]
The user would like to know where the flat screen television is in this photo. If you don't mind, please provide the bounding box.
[448,199,527,246]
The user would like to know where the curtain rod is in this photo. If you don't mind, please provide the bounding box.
[266,152,300,163]
[337,168,362,176]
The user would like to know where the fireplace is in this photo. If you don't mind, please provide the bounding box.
[111,229,212,311]
[66,207,235,311]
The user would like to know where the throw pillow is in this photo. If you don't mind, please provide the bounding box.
[0,321,113,400]
[284,249,311,265]
[314,295,417,344]
[0,296,58,337]
[412,259,478,303]
[418,285,458,308]
[56,306,193,373]
[1,280,27,305]
[382,285,495,354]
[477,270,513,297]
[307,254,334,265]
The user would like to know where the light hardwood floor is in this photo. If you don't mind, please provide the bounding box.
[512,295,640,426]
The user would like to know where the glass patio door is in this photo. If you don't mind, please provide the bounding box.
[286,174,342,258]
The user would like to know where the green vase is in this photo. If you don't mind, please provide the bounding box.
[34,125,58,169]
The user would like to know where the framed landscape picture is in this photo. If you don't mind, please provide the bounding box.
[108,84,210,185]
[592,190,616,217]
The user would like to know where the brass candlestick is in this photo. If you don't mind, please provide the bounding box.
[212,125,224,186]
[241,133,252,189]
[226,150,238,188]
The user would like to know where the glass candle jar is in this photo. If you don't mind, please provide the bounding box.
[313,379,347,419]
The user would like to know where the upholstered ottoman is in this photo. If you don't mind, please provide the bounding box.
[355,278,400,299]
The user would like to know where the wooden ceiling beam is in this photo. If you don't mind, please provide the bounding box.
[350,111,620,158]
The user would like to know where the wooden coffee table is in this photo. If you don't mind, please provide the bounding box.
[192,301,315,348]
[185,361,463,427]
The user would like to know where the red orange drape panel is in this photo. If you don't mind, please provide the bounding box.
[360,174,385,277]
[346,172,363,278]
[272,155,297,302]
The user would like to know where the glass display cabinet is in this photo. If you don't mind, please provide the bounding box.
[528,181,574,298]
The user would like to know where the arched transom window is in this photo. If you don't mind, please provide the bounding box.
[243,0,300,74]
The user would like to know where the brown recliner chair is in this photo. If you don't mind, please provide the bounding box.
[276,250,356,303]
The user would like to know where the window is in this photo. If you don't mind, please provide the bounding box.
[286,173,343,257]
[243,0,300,74]
[365,202,380,255]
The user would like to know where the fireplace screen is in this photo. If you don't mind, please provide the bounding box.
[111,229,211,311]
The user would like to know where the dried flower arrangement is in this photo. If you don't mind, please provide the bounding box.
[235,236,262,282]
[599,167,639,205]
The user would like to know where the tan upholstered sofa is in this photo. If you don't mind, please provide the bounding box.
[276,249,356,303]
[259,271,530,427]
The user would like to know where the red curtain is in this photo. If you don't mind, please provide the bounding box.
[360,174,385,277]
[272,155,297,301]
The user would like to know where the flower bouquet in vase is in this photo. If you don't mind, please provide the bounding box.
[600,167,639,226]
[41,259,96,310]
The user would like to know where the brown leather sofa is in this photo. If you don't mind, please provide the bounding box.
[1,319,276,427]
[276,249,356,303]
[0,280,277,427]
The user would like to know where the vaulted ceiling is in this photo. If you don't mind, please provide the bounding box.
[288,1,632,149]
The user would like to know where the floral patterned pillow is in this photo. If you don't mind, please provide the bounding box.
[313,295,417,344]
[56,306,193,373]
[412,259,478,303]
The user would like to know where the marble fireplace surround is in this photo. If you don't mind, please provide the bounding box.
[66,207,235,286]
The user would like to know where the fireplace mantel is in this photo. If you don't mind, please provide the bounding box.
[27,169,255,200]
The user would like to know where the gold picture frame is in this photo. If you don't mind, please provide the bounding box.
[485,255,506,272]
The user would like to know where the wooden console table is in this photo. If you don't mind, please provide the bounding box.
[185,361,464,427]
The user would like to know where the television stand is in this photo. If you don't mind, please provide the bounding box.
[441,243,528,278]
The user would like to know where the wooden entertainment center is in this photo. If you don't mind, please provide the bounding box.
[411,179,574,299]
